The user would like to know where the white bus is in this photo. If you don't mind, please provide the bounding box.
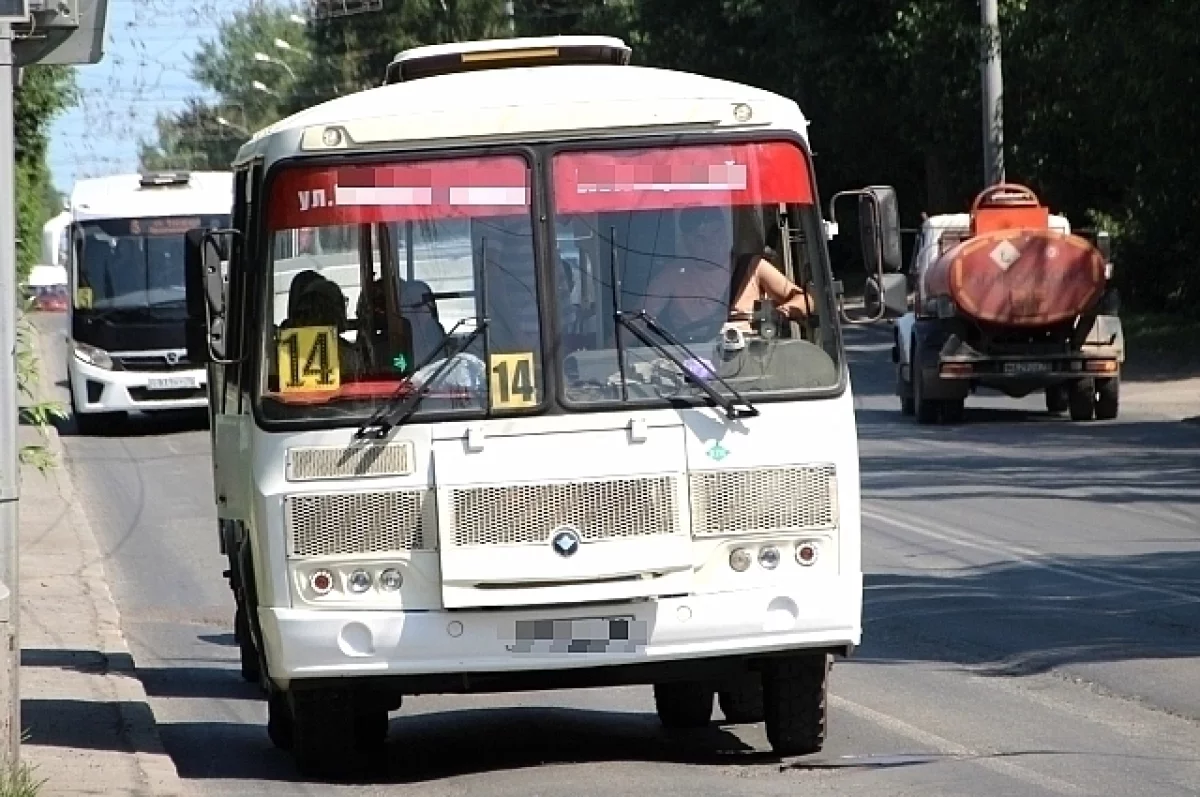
[65,170,233,433]
[183,35,899,779]
[42,208,71,269]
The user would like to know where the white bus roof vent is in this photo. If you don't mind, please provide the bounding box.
[383,35,632,85]
[138,171,192,188]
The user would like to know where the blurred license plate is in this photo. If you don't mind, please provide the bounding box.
[147,376,197,390]
[507,615,647,654]
[1003,361,1051,375]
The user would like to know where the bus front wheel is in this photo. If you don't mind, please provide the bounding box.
[762,653,830,757]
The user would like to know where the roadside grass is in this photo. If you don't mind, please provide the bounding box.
[0,760,45,797]
[1121,311,1200,380]
[1123,311,1200,354]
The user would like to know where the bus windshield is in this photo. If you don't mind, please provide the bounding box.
[76,214,230,310]
[549,141,841,406]
[257,154,543,423]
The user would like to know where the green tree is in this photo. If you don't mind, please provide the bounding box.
[140,1,308,170]
[289,0,513,110]
[15,65,76,278]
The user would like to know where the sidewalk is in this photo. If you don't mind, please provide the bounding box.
[16,328,184,794]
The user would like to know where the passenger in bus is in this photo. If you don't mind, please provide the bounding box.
[399,279,448,365]
[280,269,323,329]
[288,276,364,374]
[641,207,813,341]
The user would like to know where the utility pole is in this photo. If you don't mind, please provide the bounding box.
[981,0,1005,186]
[0,18,20,771]
[0,0,110,771]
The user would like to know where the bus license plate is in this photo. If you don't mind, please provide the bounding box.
[147,376,198,391]
[1003,361,1051,375]
[506,615,647,654]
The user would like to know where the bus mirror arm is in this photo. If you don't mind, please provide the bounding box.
[828,186,903,325]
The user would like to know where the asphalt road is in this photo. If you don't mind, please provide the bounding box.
[37,312,1200,797]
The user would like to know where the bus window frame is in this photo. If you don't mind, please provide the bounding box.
[248,144,556,434]
[244,132,848,434]
[540,131,849,416]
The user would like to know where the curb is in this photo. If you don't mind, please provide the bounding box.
[30,322,187,796]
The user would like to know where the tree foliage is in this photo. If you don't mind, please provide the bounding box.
[142,0,1200,314]
[15,65,76,278]
[139,2,308,170]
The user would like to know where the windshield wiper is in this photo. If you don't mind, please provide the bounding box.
[353,317,488,440]
[608,230,757,420]
[354,236,494,439]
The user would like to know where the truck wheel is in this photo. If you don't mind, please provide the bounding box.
[911,340,939,425]
[653,682,714,728]
[1095,376,1119,420]
[762,653,829,757]
[897,361,915,416]
[290,689,365,780]
[1068,378,1095,421]
[1045,384,1068,414]
[718,675,765,724]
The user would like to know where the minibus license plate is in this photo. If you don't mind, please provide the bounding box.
[147,376,198,391]
[507,615,646,654]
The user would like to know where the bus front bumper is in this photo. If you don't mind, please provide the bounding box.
[258,575,863,684]
[69,356,208,413]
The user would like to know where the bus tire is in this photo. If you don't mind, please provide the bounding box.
[762,653,829,757]
[290,689,363,780]
[266,689,293,751]
[653,682,714,729]
[718,675,764,724]
[234,603,259,684]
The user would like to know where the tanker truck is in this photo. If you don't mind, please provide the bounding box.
[891,183,1124,424]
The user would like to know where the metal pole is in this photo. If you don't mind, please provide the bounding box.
[0,20,20,771]
[981,0,1004,186]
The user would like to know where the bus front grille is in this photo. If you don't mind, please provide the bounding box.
[447,475,683,547]
[688,464,838,536]
[285,488,432,557]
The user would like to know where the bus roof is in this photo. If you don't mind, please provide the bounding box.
[234,62,808,168]
[68,170,233,223]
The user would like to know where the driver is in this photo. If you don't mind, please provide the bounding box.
[641,207,813,341]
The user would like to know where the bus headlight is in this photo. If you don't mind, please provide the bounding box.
[758,546,781,570]
[72,341,113,370]
[347,569,372,594]
[729,548,752,572]
[379,568,403,591]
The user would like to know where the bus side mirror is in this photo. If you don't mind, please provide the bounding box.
[865,273,909,320]
[185,227,228,364]
[857,186,903,274]
[829,184,904,325]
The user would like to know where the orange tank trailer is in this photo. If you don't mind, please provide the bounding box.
[921,184,1107,328]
